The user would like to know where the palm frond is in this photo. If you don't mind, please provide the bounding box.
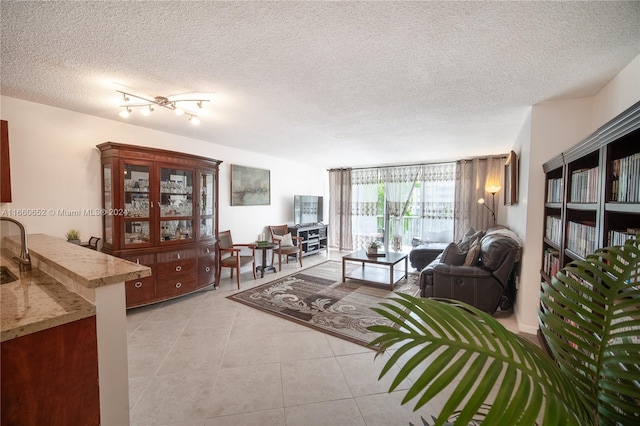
[368,294,589,425]
[539,238,640,424]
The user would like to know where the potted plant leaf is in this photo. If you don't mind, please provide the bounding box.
[368,240,382,256]
[65,229,81,244]
[368,238,640,425]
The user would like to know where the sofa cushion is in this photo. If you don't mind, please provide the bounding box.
[458,228,484,251]
[463,241,481,266]
[441,243,467,265]
[274,233,294,247]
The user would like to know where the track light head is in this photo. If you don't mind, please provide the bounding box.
[118,107,131,118]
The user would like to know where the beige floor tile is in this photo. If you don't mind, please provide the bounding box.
[128,318,188,347]
[129,376,151,410]
[156,328,228,375]
[285,399,366,426]
[281,357,353,406]
[204,408,285,426]
[127,342,174,378]
[207,363,283,418]
[355,391,434,426]
[336,351,411,397]
[130,371,217,425]
[277,330,334,362]
[221,334,280,368]
[326,335,373,356]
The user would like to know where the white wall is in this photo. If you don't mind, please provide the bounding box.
[0,96,327,245]
[506,53,640,334]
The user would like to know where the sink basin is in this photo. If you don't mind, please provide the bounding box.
[0,266,18,284]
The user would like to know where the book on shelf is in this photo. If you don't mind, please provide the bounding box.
[611,152,640,202]
[570,167,598,203]
[546,177,563,203]
[543,248,560,277]
[545,215,562,245]
[567,220,596,258]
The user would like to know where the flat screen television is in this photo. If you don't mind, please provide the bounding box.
[293,195,323,226]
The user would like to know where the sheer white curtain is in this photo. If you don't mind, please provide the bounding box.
[416,163,456,243]
[351,169,380,251]
[454,156,504,240]
[381,166,421,250]
[328,169,352,251]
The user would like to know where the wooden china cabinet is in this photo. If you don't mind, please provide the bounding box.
[97,142,221,308]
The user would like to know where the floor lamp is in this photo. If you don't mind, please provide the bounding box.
[478,185,501,225]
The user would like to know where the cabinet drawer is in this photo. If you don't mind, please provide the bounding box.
[156,276,197,299]
[197,244,216,257]
[156,248,196,263]
[197,256,216,287]
[122,253,155,267]
[125,274,156,306]
[156,259,196,277]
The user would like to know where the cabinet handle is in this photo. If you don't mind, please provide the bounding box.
[206,248,210,254]
[205,266,211,272]
[175,282,182,288]
[136,258,140,264]
[134,281,142,288]
[175,265,182,272]
[177,253,181,259]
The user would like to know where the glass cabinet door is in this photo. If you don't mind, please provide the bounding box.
[103,164,113,245]
[159,167,193,241]
[199,170,215,239]
[123,163,151,246]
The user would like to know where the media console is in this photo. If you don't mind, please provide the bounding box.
[288,224,328,257]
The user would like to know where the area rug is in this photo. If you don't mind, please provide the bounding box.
[227,260,420,348]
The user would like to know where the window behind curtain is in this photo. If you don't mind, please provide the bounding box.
[350,163,456,251]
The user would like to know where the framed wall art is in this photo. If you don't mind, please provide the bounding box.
[504,150,519,205]
[230,164,270,206]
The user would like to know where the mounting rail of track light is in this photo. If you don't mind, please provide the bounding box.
[116,90,209,125]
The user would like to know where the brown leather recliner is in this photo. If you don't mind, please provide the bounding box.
[419,231,520,314]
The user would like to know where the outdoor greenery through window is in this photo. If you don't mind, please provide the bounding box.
[351,163,456,252]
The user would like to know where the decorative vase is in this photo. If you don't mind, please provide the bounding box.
[367,247,378,256]
[392,234,402,252]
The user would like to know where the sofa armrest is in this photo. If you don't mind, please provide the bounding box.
[422,265,504,314]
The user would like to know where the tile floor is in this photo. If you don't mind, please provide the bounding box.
[126,250,522,425]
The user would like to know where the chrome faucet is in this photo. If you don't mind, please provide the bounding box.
[0,217,31,270]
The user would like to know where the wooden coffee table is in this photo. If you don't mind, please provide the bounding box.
[342,250,408,290]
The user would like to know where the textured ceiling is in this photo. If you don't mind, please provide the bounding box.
[2,1,639,168]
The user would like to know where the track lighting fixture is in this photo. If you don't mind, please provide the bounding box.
[116,90,209,124]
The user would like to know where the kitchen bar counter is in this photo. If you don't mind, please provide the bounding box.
[1,233,151,425]
[1,234,150,342]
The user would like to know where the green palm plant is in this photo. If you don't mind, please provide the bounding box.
[368,238,640,425]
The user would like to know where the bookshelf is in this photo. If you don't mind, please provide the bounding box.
[540,100,640,352]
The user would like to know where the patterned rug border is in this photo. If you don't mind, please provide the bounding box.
[226,260,419,349]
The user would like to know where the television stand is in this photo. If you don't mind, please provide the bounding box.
[288,224,328,257]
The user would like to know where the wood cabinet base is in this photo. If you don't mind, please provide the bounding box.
[1,316,100,426]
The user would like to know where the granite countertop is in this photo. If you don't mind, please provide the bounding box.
[1,234,151,342]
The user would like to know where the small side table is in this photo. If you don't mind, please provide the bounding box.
[251,243,279,278]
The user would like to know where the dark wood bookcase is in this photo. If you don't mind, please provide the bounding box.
[540,100,640,352]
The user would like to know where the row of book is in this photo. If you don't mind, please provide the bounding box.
[566,221,597,258]
[570,167,598,203]
[545,216,562,245]
[542,248,560,277]
[611,152,640,202]
[608,228,640,247]
[546,177,563,203]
